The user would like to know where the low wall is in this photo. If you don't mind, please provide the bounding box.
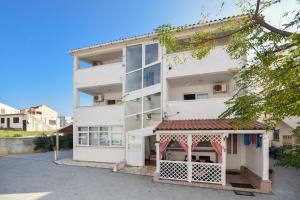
[0,137,35,155]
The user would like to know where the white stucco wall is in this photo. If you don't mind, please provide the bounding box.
[245,143,263,177]
[164,46,244,79]
[73,147,125,163]
[75,62,123,88]
[166,97,229,120]
[74,104,124,126]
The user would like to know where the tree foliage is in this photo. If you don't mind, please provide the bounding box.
[155,0,300,168]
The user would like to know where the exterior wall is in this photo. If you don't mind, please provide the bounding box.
[0,137,35,155]
[0,103,19,114]
[74,105,123,126]
[73,147,125,163]
[75,62,123,88]
[168,81,234,101]
[164,46,244,79]
[166,98,229,120]
[245,142,263,177]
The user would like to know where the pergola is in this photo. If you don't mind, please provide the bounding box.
[54,123,73,160]
[154,119,268,186]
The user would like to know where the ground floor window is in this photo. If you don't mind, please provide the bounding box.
[273,128,280,141]
[77,126,123,147]
[13,117,19,123]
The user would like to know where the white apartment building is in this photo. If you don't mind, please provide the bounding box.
[70,15,271,192]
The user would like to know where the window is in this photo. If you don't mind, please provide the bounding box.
[125,43,161,93]
[273,129,280,141]
[125,92,161,131]
[126,44,142,73]
[184,93,209,100]
[49,120,56,125]
[143,63,161,87]
[227,134,237,154]
[183,94,196,100]
[78,127,88,145]
[13,117,19,123]
[0,118,4,124]
[128,135,142,151]
[196,93,209,99]
[145,43,158,65]
[77,126,123,147]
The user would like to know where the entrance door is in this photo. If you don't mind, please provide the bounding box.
[145,135,156,166]
[22,120,27,131]
[7,118,10,128]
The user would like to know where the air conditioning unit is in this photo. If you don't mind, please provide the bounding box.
[146,113,152,120]
[94,94,104,102]
[213,83,227,93]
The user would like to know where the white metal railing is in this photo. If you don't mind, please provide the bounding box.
[159,160,222,184]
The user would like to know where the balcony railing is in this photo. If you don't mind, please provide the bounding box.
[75,62,123,88]
[166,97,230,120]
[74,104,124,125]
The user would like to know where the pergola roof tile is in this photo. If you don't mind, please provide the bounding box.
[155,119,266,131]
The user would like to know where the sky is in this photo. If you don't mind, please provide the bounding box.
[0,0,297,116]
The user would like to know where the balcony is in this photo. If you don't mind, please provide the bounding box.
[166,97,230,120]
[164,46,244,79]
[75,62,123,88]
[74,104,124,126]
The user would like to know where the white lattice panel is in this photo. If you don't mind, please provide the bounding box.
[192,163,222,184]
[192,135,221,145]
[160,161,188,181]
[160,134,187,144]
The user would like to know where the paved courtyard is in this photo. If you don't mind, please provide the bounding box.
[0,151,299,200]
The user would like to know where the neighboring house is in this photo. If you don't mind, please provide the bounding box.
[70,15,271,192]
[0,105,59,131]
[0,102,19,114]
[59,116,73,128]
[271,117,300,147]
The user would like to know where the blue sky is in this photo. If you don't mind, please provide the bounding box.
[0,0,296,116]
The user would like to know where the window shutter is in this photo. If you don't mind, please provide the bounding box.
[227,134,232,154]
[233,134,237,154]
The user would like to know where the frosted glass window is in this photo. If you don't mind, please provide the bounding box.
[143,93,161,111]
[126,45,142,72]
[145,43,158,65]
[126,70,142,92]
[128,136,141,151]
[78,133,88,145]
[111,132,122,146]
[143,63,161,87]
[125,98,142,115]
[196,93,209,99]
[143,109,161,128]
[99,132,109,146]
[125,114,142,131]
[89,132,98,146]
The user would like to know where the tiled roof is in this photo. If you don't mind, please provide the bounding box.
[69,14,247,54]
[155,119,266,131]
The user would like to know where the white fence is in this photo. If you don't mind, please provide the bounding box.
[160,160,222,184]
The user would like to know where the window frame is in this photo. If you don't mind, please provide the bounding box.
[13,117,19,124]
[125,92,162,132]
[77,126,123,147]
[183,92,209,101]
[273,128,280,141]
[125,42,161,93]
[0,118,4,124]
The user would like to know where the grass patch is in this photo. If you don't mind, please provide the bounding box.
[0,129,53,138]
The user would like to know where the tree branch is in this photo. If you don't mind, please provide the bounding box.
[256,18,294,37]
[254,0,261,17]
